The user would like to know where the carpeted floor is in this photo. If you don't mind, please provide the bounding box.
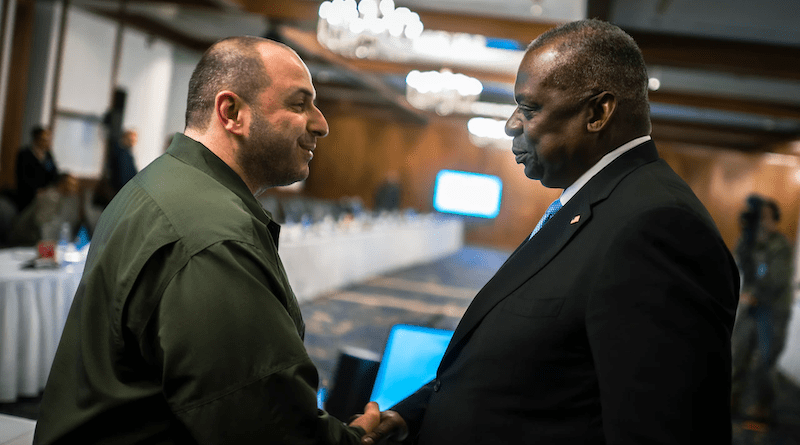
[2,245,799,444]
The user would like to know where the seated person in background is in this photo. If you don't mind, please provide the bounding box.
[15,126,61,212]
[10,173,80,246]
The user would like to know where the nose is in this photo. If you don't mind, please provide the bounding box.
[505,109,522,137]
[309,105,329,138]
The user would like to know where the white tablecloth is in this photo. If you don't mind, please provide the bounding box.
[280,215,464,303]
[0,414,35,445]
[0,249,84,402]
[0,215,463,402]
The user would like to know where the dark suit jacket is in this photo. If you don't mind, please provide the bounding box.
[393,141,739,444]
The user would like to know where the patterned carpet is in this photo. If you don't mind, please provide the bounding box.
[301,244,508,390]
[2,245,799,444]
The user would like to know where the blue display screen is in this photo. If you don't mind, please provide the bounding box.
[370,324,454,409]
[433,169,502,218]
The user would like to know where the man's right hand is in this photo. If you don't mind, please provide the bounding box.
[361,410,408,445]
[350,402,381,434]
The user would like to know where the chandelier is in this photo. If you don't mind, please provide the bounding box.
[317,0,424,59]
[467,117,513,150]
[405,69,483,116]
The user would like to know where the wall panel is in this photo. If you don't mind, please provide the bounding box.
[304,103,560,250]
[303,103,800,253]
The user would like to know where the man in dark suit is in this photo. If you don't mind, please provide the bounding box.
[362,19,739,445]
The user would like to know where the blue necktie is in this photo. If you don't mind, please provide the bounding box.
[530,199,563,239]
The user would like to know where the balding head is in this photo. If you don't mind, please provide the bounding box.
[182,36,328,195]
[184,37,297,131]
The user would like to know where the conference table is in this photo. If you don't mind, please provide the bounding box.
[279,214,464,303]
[0,214,464,402]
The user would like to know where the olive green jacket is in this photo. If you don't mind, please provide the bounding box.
[35,134,363,444]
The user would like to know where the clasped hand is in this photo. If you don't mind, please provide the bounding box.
[348,403,408,445]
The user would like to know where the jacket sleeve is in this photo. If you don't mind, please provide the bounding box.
[145,240,365,445]
[586,206,739,444]
[389,380,436,444]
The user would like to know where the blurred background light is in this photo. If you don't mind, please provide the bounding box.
[406,69,483,115]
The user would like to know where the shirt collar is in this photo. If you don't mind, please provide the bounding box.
[558,135,652,205]
[166,133,279,244]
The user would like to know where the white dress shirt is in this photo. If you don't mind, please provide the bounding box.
[558,135,652,206]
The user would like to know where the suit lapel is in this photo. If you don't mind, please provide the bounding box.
[441,195,592,362]
[439,140,660,366]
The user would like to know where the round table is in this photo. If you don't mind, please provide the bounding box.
[0,248,84,402]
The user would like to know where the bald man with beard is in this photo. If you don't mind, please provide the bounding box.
[35,37,379,445]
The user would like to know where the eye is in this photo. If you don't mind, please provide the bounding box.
[517,104,537,119]
[517,105,533,119]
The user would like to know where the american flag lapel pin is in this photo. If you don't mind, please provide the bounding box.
[570,215,581,224]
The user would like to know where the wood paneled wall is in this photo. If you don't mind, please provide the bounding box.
[658,141,800,249]
[0,0,35,190]
[302,102,800,252]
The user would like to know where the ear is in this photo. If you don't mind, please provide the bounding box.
[215,91,248,136]
[585,91,616,133]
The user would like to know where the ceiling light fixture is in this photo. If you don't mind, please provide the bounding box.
[317,0,424,59]
[467,117,513,150]
[405,69,483,116]
[317,0,524,74]
[529,0,544,16]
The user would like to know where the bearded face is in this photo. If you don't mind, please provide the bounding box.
[236,106,314,188]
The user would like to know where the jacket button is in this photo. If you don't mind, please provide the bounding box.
[433,380,441,392]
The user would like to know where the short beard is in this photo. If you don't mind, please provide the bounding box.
[236,109,305,191]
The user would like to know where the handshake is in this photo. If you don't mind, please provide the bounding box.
[350,402,408,445]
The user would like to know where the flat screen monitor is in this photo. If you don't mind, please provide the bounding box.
[370,324,454,409]
[433,169,502,218]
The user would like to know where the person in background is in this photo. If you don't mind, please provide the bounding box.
[363,18,739,445]
[93,129,140,208]
[15,126,61,212]
[9,173,79,245]
[34,36,379,444]
[11,125,81,245]
[109,128,139,192]
[731,194,794,422]
[374,170,402,212]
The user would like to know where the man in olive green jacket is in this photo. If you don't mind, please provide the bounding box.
[34,37,379,444]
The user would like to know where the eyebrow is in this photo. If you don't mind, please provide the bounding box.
[514,94,537,106]
[290,87,315,100]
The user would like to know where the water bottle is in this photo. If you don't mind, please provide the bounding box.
[56,222,70,266]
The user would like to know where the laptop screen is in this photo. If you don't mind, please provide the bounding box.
[369,324,454,409]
